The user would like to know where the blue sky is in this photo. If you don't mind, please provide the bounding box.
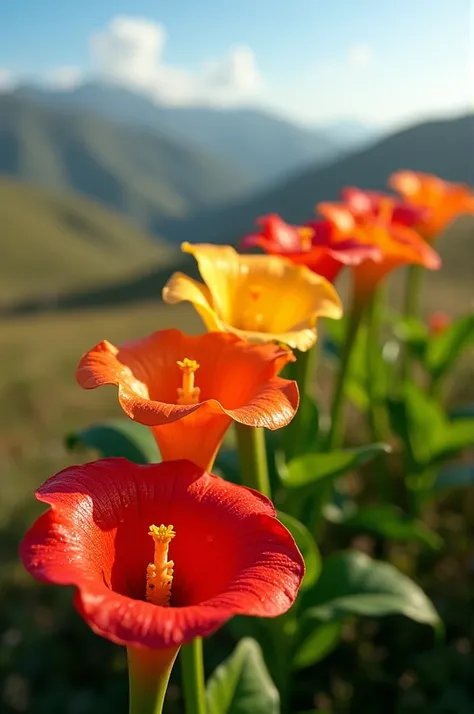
[0,0,472,127]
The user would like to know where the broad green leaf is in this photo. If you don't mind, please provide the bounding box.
[280,444,390,489]
[426,312,474,379]
[206,638,279,714]
[433,464,474,494]
[339,505,442,549]
[293,620,343,670]
[65,419,160,464]
[302,550,440,629]
[277,512,321,590]
[388,385,446,467]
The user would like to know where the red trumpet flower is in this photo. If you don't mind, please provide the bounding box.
[240,213,381,282]
[341,186,428,227]
[20,458,304,649]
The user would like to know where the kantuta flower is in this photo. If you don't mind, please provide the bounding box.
[76,329,298,470]
[341,186,428,227]
[240,213,381,282]
[162,243,343,351]
[20,458,304,649]
[389,171,474,240]
[318,198,441,302]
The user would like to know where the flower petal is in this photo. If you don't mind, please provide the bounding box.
[161,273,221,332]
[76,330,299,467]
[165,246,343,351]
[20,459,304,648]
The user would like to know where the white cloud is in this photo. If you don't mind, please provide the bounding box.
[46,66,82,90]
[0,68,15,92]
[348,44,373,69]
[89,16,261,106]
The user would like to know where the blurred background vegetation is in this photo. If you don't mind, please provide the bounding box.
[1,1,474,712]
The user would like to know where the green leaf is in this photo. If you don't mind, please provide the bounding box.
[280,444,390,490]
[206,638,279,714]
[388,385,474,467]
[293,620,343,670]
[302,550,440,629]
[65,419,160,463]
[426,312,474,379]
[277,512,321,590]
[387,385,446,467]
[339,505,443,549]
[433,464,474,494]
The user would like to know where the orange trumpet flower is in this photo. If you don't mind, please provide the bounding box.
[162,243,343,351]
[390,171,474,240]
[76,329,298,471]
[318,197,441,303]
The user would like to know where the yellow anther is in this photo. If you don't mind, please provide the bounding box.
[146,524,176,606]
[298,227,314,252]
[177,358,201,405]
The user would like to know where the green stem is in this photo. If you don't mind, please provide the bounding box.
[294,346,317,397]
[311,298,363,536]
[365,293,392,502]
[127,645,179,714]
[235,424,271,497]
[284,346,318,459]
[180,638,207,714]
[326,300,364,450]
[365,292,386,442]
[400,264,423,382]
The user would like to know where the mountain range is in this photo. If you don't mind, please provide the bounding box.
[164,112,474,245]
[0,93,255,235]
[14,83,347,184]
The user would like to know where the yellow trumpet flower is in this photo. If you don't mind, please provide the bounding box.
[162,243,343,351]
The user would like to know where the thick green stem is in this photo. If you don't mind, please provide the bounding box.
[284,346,318,459]
[400,264,423,382]
[235,424,271,497]
[326,301,364,450]
[128,645,179,714]
[180,638,207,714]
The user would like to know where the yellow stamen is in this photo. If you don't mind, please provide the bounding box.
[298,227,314,251]
[146,524,176,606]
[177,358,201,405]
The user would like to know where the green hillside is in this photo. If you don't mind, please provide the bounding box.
[0,178,175,303]
[0,95,254,235]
